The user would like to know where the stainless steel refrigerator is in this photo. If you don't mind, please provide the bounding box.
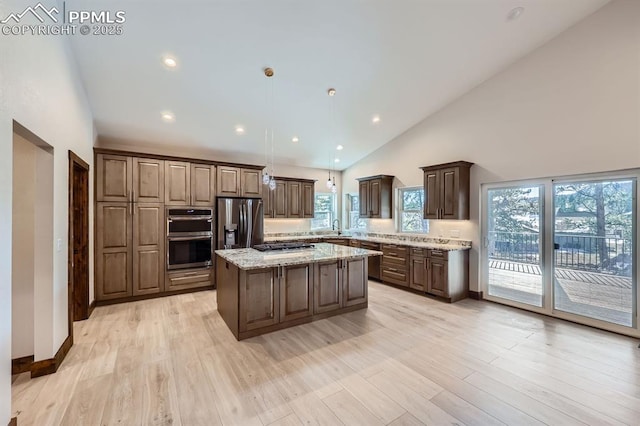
[217,198,264,249]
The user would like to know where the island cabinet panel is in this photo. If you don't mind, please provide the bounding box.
[165,161,191,205]
[239,268,279,332]
[132,203,165,296]
[191,164,216,206]
[343,257,367,307]
[133,158,164,203]
[96,154,132,202]
[280,264,314,322]
[96,203,132,300]
[313,260,342,314]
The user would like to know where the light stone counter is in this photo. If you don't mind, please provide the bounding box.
[215,242,383,270]
[263,232,471,251]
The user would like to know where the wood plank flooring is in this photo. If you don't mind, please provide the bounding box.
[11,282,640,426]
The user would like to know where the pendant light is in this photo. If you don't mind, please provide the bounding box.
[326,88,336,189]
[262,67,277,190]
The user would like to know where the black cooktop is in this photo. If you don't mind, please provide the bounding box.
[253,242,315,252]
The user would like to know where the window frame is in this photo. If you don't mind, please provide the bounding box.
[397,186,428,234]
[346,193,366,230]
[311,192,336,230]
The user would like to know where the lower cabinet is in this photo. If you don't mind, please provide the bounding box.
[409,248,426,292]
[223,257,370,339]
[166,267,213,292]
[96,202,132,300]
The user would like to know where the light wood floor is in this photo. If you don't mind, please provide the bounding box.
[12,282,640,426]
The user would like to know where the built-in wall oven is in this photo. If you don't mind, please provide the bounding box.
[167,208,213,270]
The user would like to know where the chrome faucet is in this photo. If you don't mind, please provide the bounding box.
[332,219,341,235]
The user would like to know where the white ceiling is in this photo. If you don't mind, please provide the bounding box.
[66,0,610,170]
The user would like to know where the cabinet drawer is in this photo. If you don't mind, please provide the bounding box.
[166,268,213,291]
[411,248,425,256]
[360,241,380,250]
[349,240,361,248]
[382,245,408,266]
[381,266,408,287]
[427,249,448,260]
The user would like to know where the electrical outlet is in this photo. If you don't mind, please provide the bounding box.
[450,230,460,238]
[56,238,62,252]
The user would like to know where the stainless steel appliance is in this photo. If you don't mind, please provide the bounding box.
[167,207,213,270]
[217,198,264,249]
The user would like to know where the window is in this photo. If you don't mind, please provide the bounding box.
[399,187,428,233]
[311,193,336,230]
[346,194,365,230]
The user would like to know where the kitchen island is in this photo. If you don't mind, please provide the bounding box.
[215,243,383,340]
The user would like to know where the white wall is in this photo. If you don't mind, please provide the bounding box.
[11,135,35,359]
[343,0,640,291]
[0,0,95,422]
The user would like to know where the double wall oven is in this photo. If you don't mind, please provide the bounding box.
[167,208,213,270]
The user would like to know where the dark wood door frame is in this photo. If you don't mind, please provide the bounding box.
[68,150,90,340]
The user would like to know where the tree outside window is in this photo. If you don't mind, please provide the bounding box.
[347,194,365,230]
[399,187,428,233]
[311,193,335,230]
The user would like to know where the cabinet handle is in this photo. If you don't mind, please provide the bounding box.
[431,250,443,256]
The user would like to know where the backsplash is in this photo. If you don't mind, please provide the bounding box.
[349,218,474,240]
[264,219,312,233]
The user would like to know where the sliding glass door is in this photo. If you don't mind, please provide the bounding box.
[553,178,635,327]
[485,185,544,308]
[483,173,637,334]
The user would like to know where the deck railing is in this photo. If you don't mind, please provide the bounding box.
[488,231,631,276]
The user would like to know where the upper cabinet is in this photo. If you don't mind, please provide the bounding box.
[96,154,132,202]
[357,175,394,219]
[420,161,473,220]
[217,166,262,198]
[97,154,165,203]
[263,177,315,219]
[165,161,217,206]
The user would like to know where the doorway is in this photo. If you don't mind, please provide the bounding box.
[482,171,639,336]
[68,151,90,329]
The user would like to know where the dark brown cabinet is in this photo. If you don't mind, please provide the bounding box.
[263,177,315,218]
[420,161,473,220]
[314,260,342,314]
[217,166,263,198]
[409,248,426,292]
[425,249,469,302]
[381,243,409,287]
[343,258,367,307]
[357,175,394,218]
[239,268,279,332]
[280,264,314,322]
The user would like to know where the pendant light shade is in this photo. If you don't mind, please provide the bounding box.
[268,177,277,191]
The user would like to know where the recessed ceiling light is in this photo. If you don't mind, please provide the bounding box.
[161,111,175,122]
[334,158,340,163]
[372,115,381,124]
[507,7,525,21]
[292,136,299,143]
[235,126,245,135]
[336,145,344,151]
[162,55,177,68]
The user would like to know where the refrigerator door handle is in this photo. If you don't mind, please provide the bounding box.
[246,200,253,247]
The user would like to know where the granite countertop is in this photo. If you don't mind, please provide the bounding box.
[215,243,383,270]
[264,232,471,251]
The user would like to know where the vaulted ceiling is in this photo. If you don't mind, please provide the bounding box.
[66,0,610,169]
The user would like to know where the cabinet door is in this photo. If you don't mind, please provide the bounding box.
[369,179,381,218]
[96,203,132,300]
[301,182,315,218]
[280,264,313,322]
[423,170,440,219]
[314,260,342,314]
[241,168,262,198]
[262,183,273,218]
[343,258,368,307]
[165,161,191,205]
[409,256,426,292]
[96,154,132,202]
[239,268,279,331]
[287,181,302,218]
[133,203,164,296]
[217,166,241,197]
[191,164,216,206]
[358,181,370,218]
[133,157,164,203]
[427,258,448,297]
[440,167,459,219]
[273,180,287,218]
